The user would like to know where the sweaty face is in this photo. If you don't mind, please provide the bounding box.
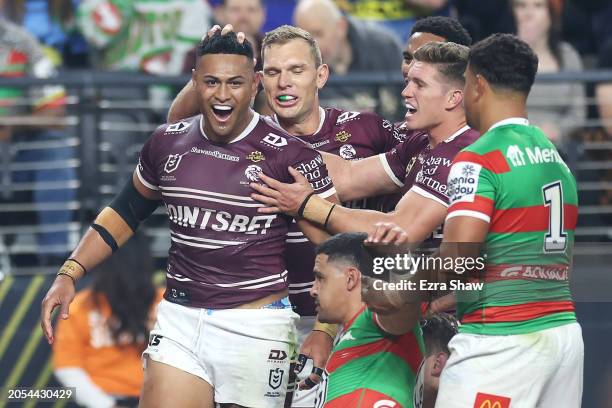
[401,61,451,130]
[193,54,257,142]
[402,32,446,80]
[513,0,551,45]
[262,40,325,125]
[310,255,347,324]
[223,0,265,37]
[463,65,480,130]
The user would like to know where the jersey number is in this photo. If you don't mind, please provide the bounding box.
[542,181,567,253]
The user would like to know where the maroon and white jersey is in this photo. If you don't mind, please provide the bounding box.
[379,126,480,239]
[278,107,404,317]
[136,112,335,309]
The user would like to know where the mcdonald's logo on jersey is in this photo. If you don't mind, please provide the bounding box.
[473,392,511,408]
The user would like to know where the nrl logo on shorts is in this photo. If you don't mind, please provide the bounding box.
[335,130,351,143]
[245,164,263,182]
[246,151,265,163]
[164,154,183,173]
[268,368,284,390]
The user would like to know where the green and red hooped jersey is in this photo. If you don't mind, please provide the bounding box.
[316,306,424,407]
[446,118,578,335]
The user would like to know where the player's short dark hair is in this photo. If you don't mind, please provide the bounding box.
[413,41,469,87]
[196,30,254,63]
[421,313,458,355]
[316,233,373,274]
[410,16,472,47]
[469,33,538,94]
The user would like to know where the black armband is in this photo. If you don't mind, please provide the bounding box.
[109,178,160,231]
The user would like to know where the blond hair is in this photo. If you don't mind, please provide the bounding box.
[262,25,323,67]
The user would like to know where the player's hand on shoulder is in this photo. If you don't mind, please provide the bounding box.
[250,166,314,217]
[40,274,77,344]
[366,222,409,246]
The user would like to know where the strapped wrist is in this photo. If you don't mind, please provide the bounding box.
[313,321,339,339]
[57,258,86,283]
[299,194,336,227]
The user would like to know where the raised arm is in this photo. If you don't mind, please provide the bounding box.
[167,80,199,123]
[317,152,401,202]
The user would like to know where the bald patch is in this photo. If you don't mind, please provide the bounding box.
[294,0,342,23]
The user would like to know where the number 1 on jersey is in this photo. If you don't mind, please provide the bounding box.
[542,181,567,253]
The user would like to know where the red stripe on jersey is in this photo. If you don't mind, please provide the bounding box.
[453,150,510,174]
[327,331,422,375]
[483,264,569,282]
[490,204,578,233]
[7,51,28,66]
[325,388,402,408]
[449,195,494,217]
[461,300,575,323]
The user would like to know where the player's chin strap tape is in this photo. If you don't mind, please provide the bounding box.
[298,193,336,228]
[92,180,160,252]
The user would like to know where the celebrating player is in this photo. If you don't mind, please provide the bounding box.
[310,233,424,407]
[169,24,406,407]
[434,33,583,408]
[40,32,336,408]
[251,41,478,246]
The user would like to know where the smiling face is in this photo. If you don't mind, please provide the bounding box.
[401,61,453,130]
[261,39,328,126]
[192,53,258,142]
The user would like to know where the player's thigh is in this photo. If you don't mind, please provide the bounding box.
[139,356,214,408]
[537,323,584,407]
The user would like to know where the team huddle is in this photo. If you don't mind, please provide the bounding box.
[40,15,582,408]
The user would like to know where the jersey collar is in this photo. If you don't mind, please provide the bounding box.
[489,117,529,132]
[199,111,260,143]
[272,106,326,136]
[444,125,471,143]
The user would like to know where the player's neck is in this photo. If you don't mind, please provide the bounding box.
[205,110,255,143]
[480,97,528,134]
[277,105,323,136]
[341,300,365,327]
[428,116,468,146]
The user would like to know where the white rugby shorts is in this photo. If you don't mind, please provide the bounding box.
[435,322,583,408]
[143,299,299,408]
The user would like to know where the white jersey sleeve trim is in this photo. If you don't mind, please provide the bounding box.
[378,154,404,187]
[135,166,159,191]
[410,186,449,208]
[317,187,337,199]
[446,210,491,223]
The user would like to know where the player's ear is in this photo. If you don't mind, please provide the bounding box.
[252,71,260,98]
[346,267,360,291]
[316,63,330,90]
[474,74,488,102]
[191,67,197,84]
[447,88,463,111]
[432,352,449,377]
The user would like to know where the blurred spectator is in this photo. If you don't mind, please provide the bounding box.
[76,0,212,75]
[3,0,89,68]
[413,313,458,408]
[513,0,585,148]
[184,0,265,72]
[0,15,76,265]
[335,0,449,42]
[53,234,164,408]
[452,0,514,42]
[596,40,612,137]
[294,0,403,117]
